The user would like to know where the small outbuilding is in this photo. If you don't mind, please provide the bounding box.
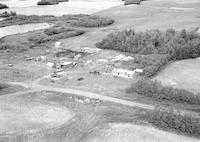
[55,41,63,49]
[46,62,54,70]
[135,68,143,73]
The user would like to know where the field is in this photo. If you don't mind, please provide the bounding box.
[155,59,200,93]
[1,91,199,142]
[0,91,142,141]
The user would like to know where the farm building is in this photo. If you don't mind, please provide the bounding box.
[61,62,77,69]
[112,68,135,79]
[55,41,63,49]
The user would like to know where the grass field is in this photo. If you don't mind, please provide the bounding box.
[155,59,200,93]
[0,83,24,95]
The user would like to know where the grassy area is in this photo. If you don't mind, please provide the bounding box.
[0,3,8,9]
[28,26,85,44]
[61,14,114,27]
[146,108,200,138]
[0,83,24,95]
[0,91,143,142]
[96,29,200,77]
[127,78,200,105]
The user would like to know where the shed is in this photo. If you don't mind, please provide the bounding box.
[55,41,63,49]
[46,62,54,69]
[112,68,135,79]
[135,68,143,73]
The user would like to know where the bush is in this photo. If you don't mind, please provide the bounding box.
[127,78,200,105]
[124,0,141,5]
[61,14,114,27]
[58,0,68,2]
[0,3,8,9]
[148,108,200,138]
[0,15,57,27]
[0,11,16,18]
[96,29,200,77]
[37,0,59,5]
[44,26,75,36]
[134,54,170,77]
[29,27,85,44]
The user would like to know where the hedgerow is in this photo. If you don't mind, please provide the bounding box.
[127,78,200,105]
[148,108,200,138]
[29,27,85,44]
[0,3,8,9]
[37,0,59,5]
[61,14,114,27]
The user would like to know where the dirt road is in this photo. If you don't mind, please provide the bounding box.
[9,81,155,110]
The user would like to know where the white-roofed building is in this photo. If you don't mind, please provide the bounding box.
[112,68,135,79]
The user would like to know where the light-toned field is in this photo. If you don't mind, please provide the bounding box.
[0,91,73,135]
[84,123,200,142]
[155,59,200,93]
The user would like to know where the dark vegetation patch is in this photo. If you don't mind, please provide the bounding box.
[0,14,114,28]
[37,0,68,5]
[0,3,8,9]
[0,15,57,27]
[28,26,85,44]
[96,29,200,77]
[146,108,200,138]
[37,0,59,5]
[127,78,200,105]
[124,0,141,5]
[61,15,114,27]
[0,11,16,18]
[0,83,24,95]
[124,0,145,5]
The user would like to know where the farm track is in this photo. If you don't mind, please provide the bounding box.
[8,80,155,110]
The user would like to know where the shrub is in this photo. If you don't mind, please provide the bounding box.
[58,0,68,2]
[0,15,57,27]
[127,78,200,105]
[124,0,141,5]
[61,14,114,27]
[29,27,85,44]
[148,108,200,138]
[42,29,84,42]
[28,34,47,44]
[44,26,75,36]
[0,11,16,18]
[37,0,59,5]
[0,3,8,9]
[134,54,170,77]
